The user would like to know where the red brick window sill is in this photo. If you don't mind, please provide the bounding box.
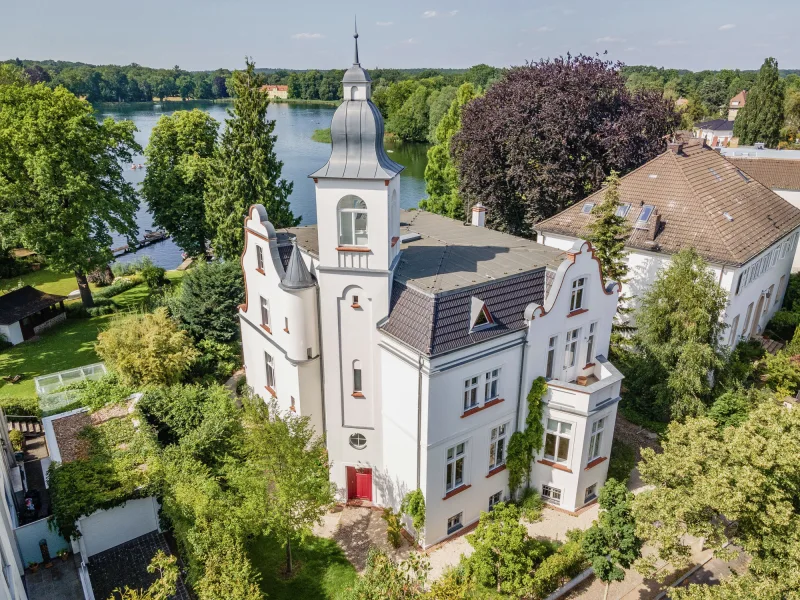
[486,464,507,478]
[461,397,504,418]
[442,484,471,501]
[352,303,361,309]
[283,328,290,334]
[255,268,265,275]
[537,459,573,473]
[260,324,272,334]
[352,392,365,398]
[265,385,277,398]
[584,456,607,471]
[567,308,589,318]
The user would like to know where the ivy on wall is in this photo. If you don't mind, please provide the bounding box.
[506,377,547,496]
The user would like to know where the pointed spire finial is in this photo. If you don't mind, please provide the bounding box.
[354,16,360,65]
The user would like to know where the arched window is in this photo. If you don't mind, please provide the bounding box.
[338,196,368,247]
[350,86,358,100]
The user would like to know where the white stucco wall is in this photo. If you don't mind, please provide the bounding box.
[0,322,23,346]
[774,190,800,272]
[77,497,160,557]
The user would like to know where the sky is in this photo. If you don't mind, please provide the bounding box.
[2,0,799,72]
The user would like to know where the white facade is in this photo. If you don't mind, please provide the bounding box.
[772,190,800,272]
[0,323,22,347]
[240,49,623,547]
[539,229,800,347]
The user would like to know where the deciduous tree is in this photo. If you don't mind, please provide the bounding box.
[204,59,296,260]
[0,83,140,306]
[733,57,784,148]
[142,109,218,257]
[452,55,679,236]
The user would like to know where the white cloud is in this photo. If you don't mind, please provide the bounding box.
[422,9,458,18]
[656,38,687,46]
[449,9,459,16]
[376,21,393,26]
[596,36,626,43]
[536,26,554,32]
[402,38,418,45]
[422,10,437,18]
[291,32,323,40]
[718,23,736,31]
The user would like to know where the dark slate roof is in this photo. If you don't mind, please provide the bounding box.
[381,270,547,356]
[697,119,735,132]
[536,141,800,267]
[0,286,67,325]
[280,243,315,290]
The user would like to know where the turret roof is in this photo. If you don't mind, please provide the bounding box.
[279,242,315,290]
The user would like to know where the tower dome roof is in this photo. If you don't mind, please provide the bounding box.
[309,26,404,181]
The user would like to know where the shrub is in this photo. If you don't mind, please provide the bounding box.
[87,265,114,286]
[528,532,587,600]
[8,429,24,452]
[172,261,244,343]
[0,332,11,350]
[382,507,403,548]
[607,438,636,484]
[516,487,544,522]
[763,350,800,397]
[62,373,134,412]
[93,276,142,300]
[709,386,766,427]
[0,247,27,279]
[400,489,426,537]
[111,256,155,277]
[96,308,199,387]
[188,340,241,383]
[0,396,40,417]
[766,309,800,341]
[141,263,167,289]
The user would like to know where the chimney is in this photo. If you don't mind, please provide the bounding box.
[471,202,487,227]
[667,141,684,155]
[648,211,661,241]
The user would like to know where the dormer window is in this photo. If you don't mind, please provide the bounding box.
[338,196,368,247]
[470,297,495,331]
[570,278,586,312]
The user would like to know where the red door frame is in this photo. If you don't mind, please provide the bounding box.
[346,466,373,502]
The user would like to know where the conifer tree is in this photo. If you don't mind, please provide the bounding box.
[421,82,477,219]
[733,57,784,148]
[204,59,296,260]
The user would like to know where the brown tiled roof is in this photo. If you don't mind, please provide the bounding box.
[729,90,747,108]
[728,158,800,192]
[536,141,800,266]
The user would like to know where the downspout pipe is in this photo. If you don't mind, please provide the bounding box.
[416,353,423,490]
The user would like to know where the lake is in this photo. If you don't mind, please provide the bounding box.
[96,101,430,269]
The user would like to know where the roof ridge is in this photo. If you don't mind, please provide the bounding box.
[667,149,740,264]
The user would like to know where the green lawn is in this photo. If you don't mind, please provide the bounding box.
[0,270,185,401]
[248,535,357,600]
[0,268,96,297]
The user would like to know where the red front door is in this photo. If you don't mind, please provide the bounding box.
[346,466,372,501]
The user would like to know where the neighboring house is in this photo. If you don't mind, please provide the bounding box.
[728,90,747,121]
[727,156,800,271]
[261,84,289,99]
[694,118,736,147]
[239,37,624,547]
[536,138,800,348]
[0,286,66,346]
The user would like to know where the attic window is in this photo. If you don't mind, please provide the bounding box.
[581,203,594,214]
[723,212,734,222]
[616,203,631,218]
[737,169,750,183]
[708,168,722,182]
[470,297,495,332]
[635,205,654,229]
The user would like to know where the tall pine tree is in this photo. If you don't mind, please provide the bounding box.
[204,59,296,260]
[733,57,784,148]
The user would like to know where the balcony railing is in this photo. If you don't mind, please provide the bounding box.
[545,356,623,414]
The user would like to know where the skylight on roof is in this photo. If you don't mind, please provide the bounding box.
[648,174,658,179]
[634,205,654,229]
[399,232,422,243]
[581,203,594,214]
[708,168,722,182]
[723,212,734,222]
[616,203,631,218]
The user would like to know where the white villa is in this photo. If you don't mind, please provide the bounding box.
[239,35,624,546]
[536,138,800,348]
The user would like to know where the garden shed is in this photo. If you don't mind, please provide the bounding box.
[0,285,67,345]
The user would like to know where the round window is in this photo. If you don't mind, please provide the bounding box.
[349,433,367,450]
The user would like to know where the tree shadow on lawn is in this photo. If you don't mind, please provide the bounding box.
[248,534,358,600]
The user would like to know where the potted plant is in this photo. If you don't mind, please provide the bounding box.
[57,549,69,562]
[27,562,39,573]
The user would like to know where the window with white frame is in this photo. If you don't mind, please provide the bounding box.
[564,328,580,369]
[544,419,572,464]
[542,484,562,505]
[338,196,368,246]
[588,417,606,461]
[265,351,276,390]
[447,512,463,534]
[260,297,270,328]
[256,245,264,270]
[742,302,754,337]
[586,322,597,365]
[485,369,500,401]
[445,443,466,492]
[570,277,586,311]
[546,335,557,379]
[489,423,508,469]
[728,314,740,345]
[464,376,479,411]
[353,360,362,393]
[584,483,598,503]
[489,491,502,510]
